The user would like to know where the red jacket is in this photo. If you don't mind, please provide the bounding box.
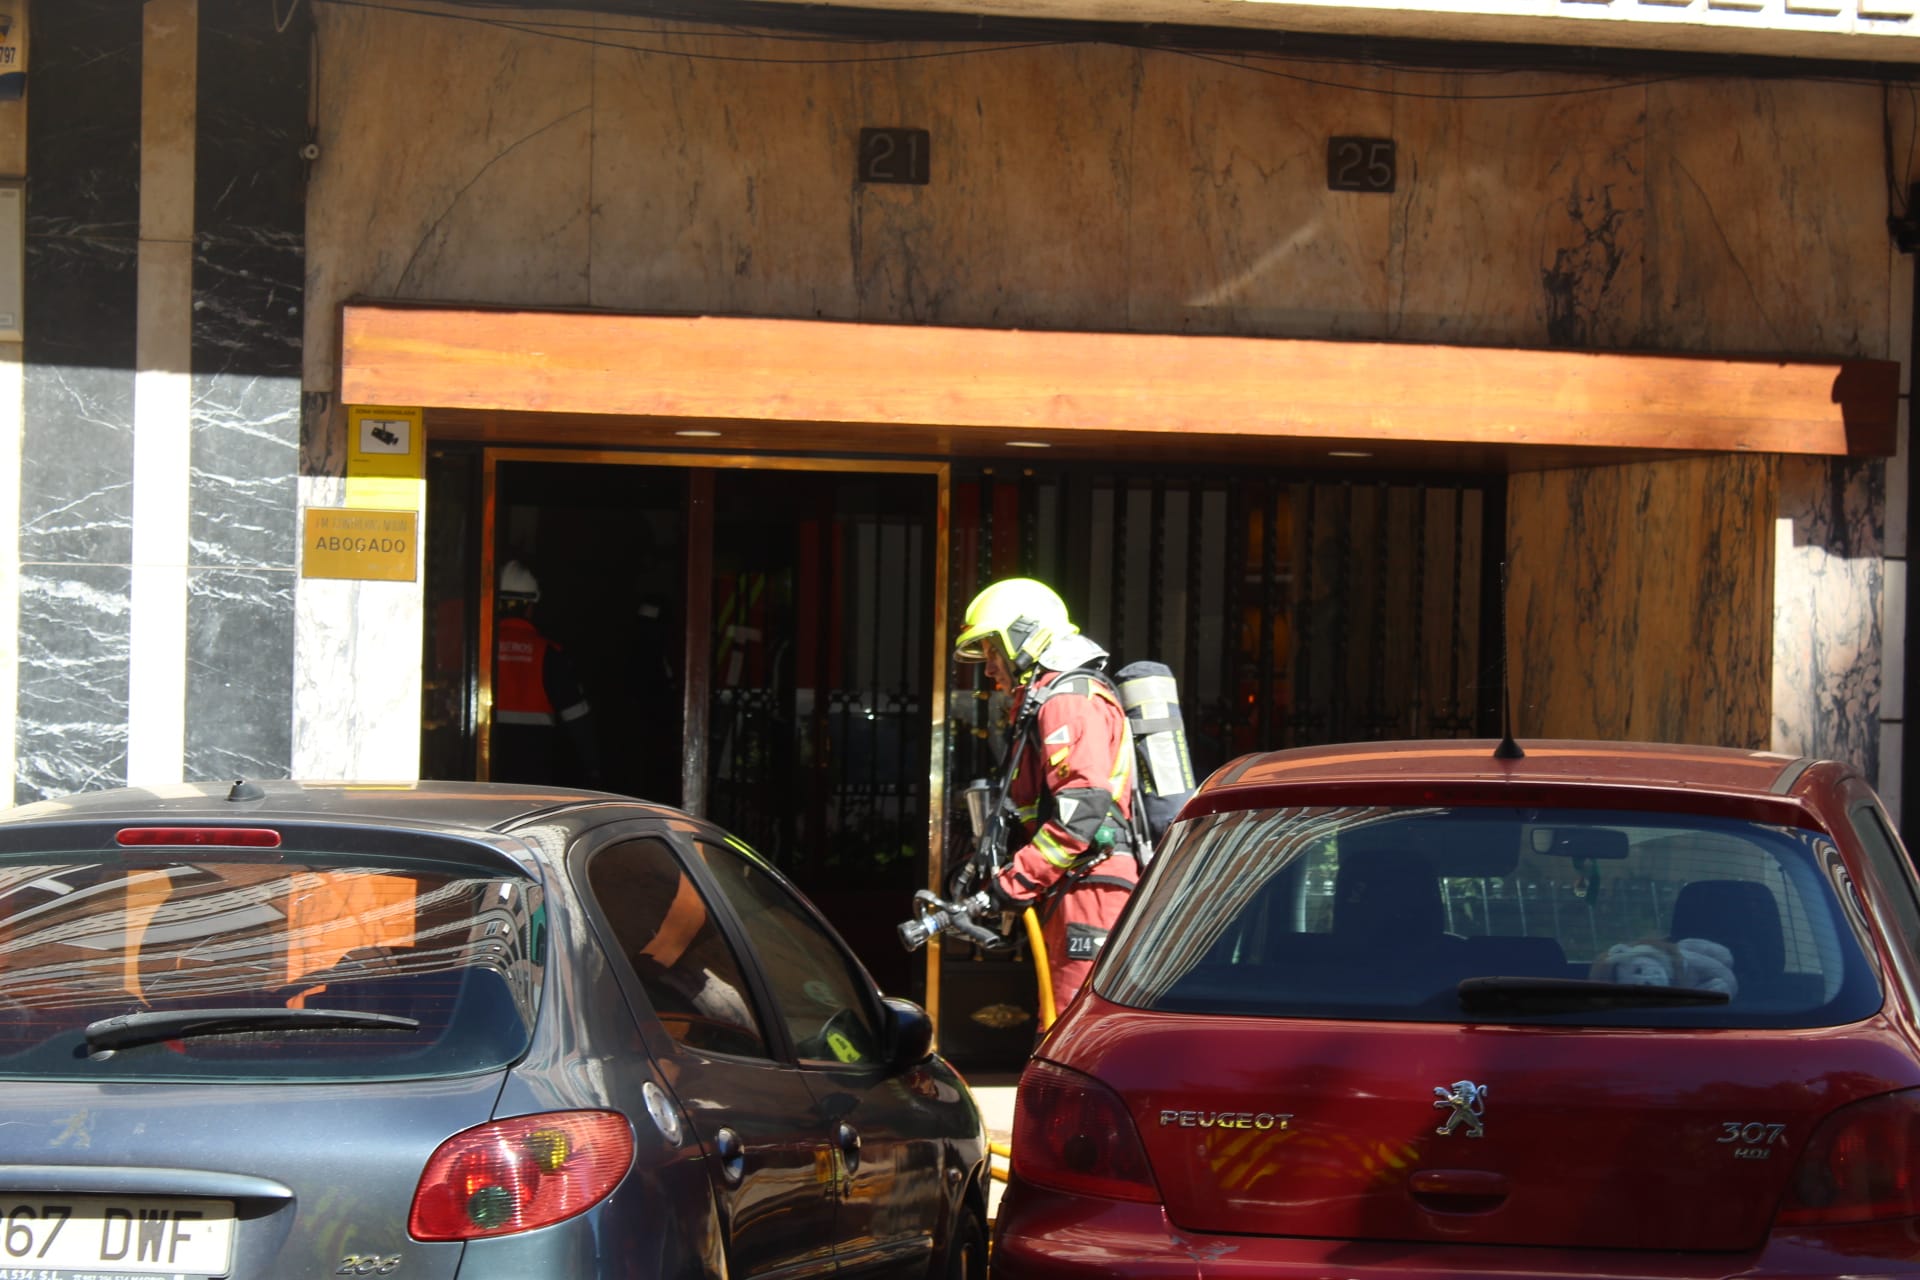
[495,616,591,726]
[989,668,1141,1012]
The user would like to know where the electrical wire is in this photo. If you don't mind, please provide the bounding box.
[1169,48,1698,100]
[311,0,1920,97]
[316,0,1071,63]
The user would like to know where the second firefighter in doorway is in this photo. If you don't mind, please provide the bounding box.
[493,560,605,788]
[953,577,1141,1012]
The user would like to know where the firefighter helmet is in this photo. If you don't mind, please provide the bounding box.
[498,560,541,603]
[953,578,1077,680]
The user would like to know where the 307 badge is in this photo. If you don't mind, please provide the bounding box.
[1717,1121,1788,1160]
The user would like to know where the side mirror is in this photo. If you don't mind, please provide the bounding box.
[883,995,935,1070]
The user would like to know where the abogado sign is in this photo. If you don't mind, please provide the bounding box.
[302,508,419,582]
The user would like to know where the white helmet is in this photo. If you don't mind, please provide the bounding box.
[499,560,540,602]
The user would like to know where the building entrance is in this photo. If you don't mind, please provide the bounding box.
[422,448,943,999]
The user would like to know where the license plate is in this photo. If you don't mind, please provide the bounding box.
[0,1195,234,1277]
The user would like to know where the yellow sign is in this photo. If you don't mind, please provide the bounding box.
[346,405,424,479]
[0,9,29,102]
[302,508,418,582]
[345,405,425,512]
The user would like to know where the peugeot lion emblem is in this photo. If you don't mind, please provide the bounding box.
[1433,1080,1487,1137]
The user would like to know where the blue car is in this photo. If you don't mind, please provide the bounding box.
[0,780,988,1279]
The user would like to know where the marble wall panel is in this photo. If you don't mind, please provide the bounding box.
[184,0,309,781]
[1389,70,1645,349]
[1773,456,1883,776]
[15,0,141,801]
[22,240,137,568]
[28,0,140,241]
[185,567,295,781]
[24,0,141,569]
[305,2,594,386]
[1126,53,1393,339]
[590,29,1138,329]
[190,374,300,570]
[306,10,1903,366]
[1644,79,1887,358]
[193,0,303,568]
[15,566,132,803]
[843,42,1133,328]
[590,22,863,319]
[198,0,308,251]
[1508,456,1774,747]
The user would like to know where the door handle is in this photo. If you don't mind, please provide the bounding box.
[836,1121,861,1174]
[713,1127,745,1186]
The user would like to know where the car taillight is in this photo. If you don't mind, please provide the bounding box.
[116,827,281,847]
[1777,1089,1920,1227]
[409,1111,634,1241]
[1011,1059,1160,1203]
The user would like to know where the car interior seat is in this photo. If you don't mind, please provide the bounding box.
[1669,879,1786,1001]
[1334,848,1448,941]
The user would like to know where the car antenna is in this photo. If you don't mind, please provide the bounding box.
[1493,559,1524,761]
[227,777,266,802]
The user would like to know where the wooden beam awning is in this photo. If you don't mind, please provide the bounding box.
[341,304,1897,460]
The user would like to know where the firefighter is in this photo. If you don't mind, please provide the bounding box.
[492,561,605,787]
[952,577,1141,1013]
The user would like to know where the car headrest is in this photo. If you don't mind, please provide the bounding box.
[1670,879,1784,978]
[1334,848,1445,939]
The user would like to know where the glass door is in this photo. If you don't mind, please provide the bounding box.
[422,447,946,1003]
[701,469,938,998]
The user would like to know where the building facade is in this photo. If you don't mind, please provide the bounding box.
[8,0,1916,1046]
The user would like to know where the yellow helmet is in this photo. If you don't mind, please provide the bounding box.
[953,578,1077,679]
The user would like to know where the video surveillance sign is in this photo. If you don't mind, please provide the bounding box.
[348,405,423,476]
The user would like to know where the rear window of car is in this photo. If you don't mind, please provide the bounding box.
[0,851,544,1080]
[1096,805,1881,1028]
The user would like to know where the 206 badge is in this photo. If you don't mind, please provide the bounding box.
[1433,1080,1488,1137]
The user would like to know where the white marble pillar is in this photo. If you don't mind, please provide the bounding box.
[1772,456,1884,781]
[290,461,424,781]
[128,0,196,788]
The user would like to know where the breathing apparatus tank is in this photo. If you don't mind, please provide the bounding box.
[1113,660,1196,851]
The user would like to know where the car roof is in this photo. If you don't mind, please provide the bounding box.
[1200,739,1822,804]
[0,779,679,839]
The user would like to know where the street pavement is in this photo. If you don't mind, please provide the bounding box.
[961,1070,1020,1221]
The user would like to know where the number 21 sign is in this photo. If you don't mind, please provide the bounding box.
[858,128,930,185]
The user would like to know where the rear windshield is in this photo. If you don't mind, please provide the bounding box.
[0,851,543,1080]
[1096,806,1881,1027]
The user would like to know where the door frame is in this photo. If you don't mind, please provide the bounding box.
[474,445,953,1020]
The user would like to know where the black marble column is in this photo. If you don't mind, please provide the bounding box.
[187,0,307,781]
[18,0,142,801]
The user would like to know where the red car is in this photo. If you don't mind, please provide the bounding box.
[992,739,1920,1278]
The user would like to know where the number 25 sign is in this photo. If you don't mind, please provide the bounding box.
[1327,137,1396,194]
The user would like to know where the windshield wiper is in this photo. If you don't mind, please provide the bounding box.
[83,1007,421,1052]
[1459,976,1732,1016]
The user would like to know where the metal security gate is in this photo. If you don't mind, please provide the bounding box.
[937,463,1503,1064]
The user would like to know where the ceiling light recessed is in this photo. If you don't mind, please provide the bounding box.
[1005,440,1051,449]
[674,429,722,438]
[1328,450,1373,458]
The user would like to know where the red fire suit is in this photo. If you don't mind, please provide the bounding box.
[988,668,1141,1014]
[494,615,602,786]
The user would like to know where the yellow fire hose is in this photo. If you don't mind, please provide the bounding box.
[987,907,1054,1180]
[1023,906,1058,1031]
